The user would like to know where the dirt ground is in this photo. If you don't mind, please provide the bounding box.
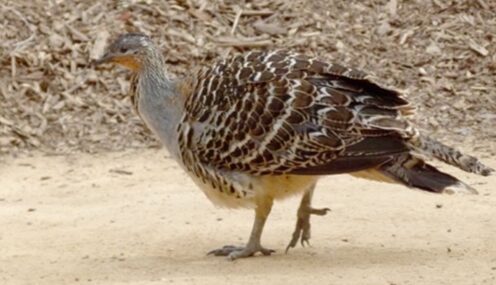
[1,149,495,285]
[1,0,496,284]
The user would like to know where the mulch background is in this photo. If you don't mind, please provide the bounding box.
[1,0,494,156]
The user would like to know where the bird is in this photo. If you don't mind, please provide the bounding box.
[95,32,493,260]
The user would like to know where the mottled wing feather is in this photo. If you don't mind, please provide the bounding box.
[129,74,140,115]
[179,50,416,176]
[290,136,408,175]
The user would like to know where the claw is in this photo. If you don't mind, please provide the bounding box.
[309,207,331,216]
[210,197,274,260]
[261,248,276,256]
[285,245,294,254]
[301,239,310,247]
[209,244,275,260]
[286,206,330,253]
[207,245,242,256]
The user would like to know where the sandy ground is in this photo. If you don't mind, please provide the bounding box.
[1,149,495,285]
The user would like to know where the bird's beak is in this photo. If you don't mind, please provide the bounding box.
[92,53,141,71]
[93,52,114,66]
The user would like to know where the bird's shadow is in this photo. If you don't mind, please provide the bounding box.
[272,243,439,268]
[108,243,444,281]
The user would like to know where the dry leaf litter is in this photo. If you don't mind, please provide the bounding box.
[0,0,495,157]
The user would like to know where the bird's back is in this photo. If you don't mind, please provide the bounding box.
[171,49,493,203]
[178,50,416,175]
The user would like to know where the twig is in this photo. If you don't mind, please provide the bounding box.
[216,39,273,48]
[65,23,89,42]
[1,4,36,53]
[476,0,489,10]
[231,8,243,35]
[11,55,16,79]
[241,9,274,16]
[468,39,488,57]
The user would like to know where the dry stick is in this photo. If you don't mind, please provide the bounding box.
[476,0,489,10]
[468,39,488,57]
[11,56,16,79]
[1,4,36,53]
[241,9,274,16]
[153,6,168,18]
[216,39,273,48]
[231,8,243,35]
[61,77,88,107]
[198,0,208,11]
[81,2,102,22]
[213,33,273,47]
[65,23,89,42]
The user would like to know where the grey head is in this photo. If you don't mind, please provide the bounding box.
[95,33,155,71]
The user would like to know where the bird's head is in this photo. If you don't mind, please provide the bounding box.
[95,33,153,71]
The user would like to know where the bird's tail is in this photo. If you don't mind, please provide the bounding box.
[407,135,493,176]
[378,153,479,194]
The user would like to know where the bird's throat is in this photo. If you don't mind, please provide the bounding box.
[136,65,183,156]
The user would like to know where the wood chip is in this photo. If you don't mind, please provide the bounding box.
[90,30,109,60]
[426,42,442,55]
[231,8,243,35]
[253,20,287,35]
[241,9,274,16]
[468,39,488,57]
[385,0,397,16]
[215,38,273,48]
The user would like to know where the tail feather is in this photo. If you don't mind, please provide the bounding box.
[380,154,478,194]
[408,135,493,176]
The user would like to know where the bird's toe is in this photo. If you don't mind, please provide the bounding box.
[209,244,275,260]
[207,245,243,256]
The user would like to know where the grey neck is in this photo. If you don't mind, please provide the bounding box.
[140,49,175,99]
[136,49,184,158]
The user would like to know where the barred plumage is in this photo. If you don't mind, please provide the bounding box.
[98,33,493,260]
[175,50,416,189]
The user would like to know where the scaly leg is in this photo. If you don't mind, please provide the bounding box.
[208,196,275,260]
[286,184,330,253]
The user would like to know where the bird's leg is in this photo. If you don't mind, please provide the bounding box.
[208,196,275,260]
[286,184,330,252]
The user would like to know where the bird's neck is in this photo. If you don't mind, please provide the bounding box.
[136,51,184,158]
[141,68,174,99]
[140,51,176,100]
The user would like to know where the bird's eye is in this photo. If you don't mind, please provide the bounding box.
[120,47,128,53]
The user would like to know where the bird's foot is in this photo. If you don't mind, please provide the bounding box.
[285,206,330,253]
[208,244,275,260]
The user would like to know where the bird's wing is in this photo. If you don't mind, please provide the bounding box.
[178,50,417,175]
